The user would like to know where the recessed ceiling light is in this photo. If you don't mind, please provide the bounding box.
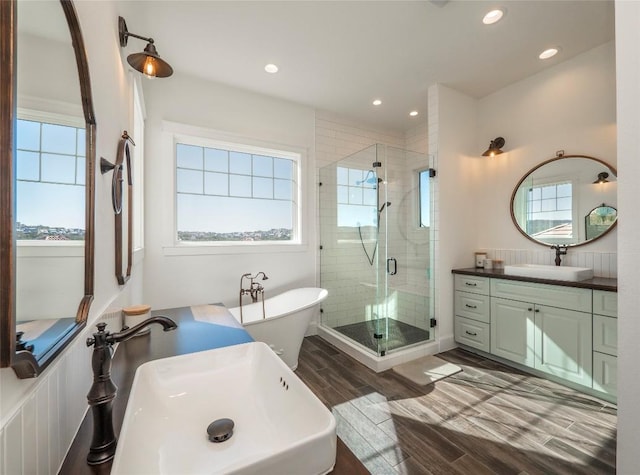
[539,48,559,60]
[482,9,504,25]
[372,99,382,106]
[264,63,279,73]
[409,111,419,117]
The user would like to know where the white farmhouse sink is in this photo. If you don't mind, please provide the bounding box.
[504,264,593,282]
[111,342,336,475]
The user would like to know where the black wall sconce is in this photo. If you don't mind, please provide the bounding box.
[101,131,135,214]
[593,172,610,184]
[118,16,173,78]
[482,137,506,157]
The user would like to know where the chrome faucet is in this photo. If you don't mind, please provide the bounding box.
[85,317,178,465]
[239,272,268,322]
[551,244,568,266]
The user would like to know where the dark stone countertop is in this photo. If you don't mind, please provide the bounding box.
[59,304,365,474]
[452,268,617,292]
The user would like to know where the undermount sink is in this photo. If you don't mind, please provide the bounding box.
[111,342,337,474]
[504,264,594,282]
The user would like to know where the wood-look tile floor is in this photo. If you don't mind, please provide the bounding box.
[296,336,617,475]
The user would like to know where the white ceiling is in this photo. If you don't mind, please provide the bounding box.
[123,1,614,132]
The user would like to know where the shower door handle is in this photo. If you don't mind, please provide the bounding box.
[387,258,397,275]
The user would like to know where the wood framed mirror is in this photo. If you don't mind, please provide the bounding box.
[510,153,617,247]
[0,0,95,378]
[104,131,134,285]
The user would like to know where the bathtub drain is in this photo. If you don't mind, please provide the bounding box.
[207,418,234,443]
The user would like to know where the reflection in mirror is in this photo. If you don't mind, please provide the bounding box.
[116,132,134,284]
[15,0,84,360]
[0,0,95,378]
[511,154,617,247]
[585,204,617,241]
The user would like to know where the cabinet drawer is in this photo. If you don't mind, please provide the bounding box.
[455,317,490,352]
[491,279,592,313]
[593,290,617,317]
[593,314,617,356]
[455,291,490,323]
[455,275,489,295]
[593,352,617,397]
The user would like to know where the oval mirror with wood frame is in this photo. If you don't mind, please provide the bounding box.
[510,153,617,248]
[0,0,95,379]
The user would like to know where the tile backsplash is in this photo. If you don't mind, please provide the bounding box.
[478,248,617,278]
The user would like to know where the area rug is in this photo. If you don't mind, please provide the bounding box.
[392,355,462,385]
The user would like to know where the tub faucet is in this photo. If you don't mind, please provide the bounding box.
[551,244,568,266]
[85,317,178,465]
[239,272,269,323]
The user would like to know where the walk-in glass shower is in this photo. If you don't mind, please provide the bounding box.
[319,144,435,361]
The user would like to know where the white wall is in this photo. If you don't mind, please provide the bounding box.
[0,1,144,472]
[429,84,479,351]
[142,74,316,310]
[614,0,640,471]
[475,42,617,263]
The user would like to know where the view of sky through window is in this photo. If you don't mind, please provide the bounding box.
[176,142,297,242]
[419,169,430,227]
[526,182,573,236]
[337,166,378,228]
[16,119,85,240]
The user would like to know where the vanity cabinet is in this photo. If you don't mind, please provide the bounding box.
[490,298,536,366]
[533,305,592,386]
[454,275,491,352]
[592,290,618,396]
[454,271,616,400]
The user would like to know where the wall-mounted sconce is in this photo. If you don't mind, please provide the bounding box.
[118,16,173,78]
[593,172,610,184]
[482,137,506,157]
[101,131,135,214]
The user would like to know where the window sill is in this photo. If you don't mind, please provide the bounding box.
[16,241,84,258]
[133,248,145,266]
[162,242,308,256]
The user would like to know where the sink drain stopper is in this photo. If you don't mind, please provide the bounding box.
[207,418,234,443]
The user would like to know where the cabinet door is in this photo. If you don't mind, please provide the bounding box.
[593,314,617,356]
[491,298,536,366]
[593,352,617,397]
[534,305,592,387]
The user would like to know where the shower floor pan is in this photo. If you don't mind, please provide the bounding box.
[333,318,429,354]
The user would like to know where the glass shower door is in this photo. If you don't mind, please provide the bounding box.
[319,143,434,358]
[373,145,389,356]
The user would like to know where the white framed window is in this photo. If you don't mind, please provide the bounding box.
[526,181,573,237]
[174,136,301,245]
[16,111,85,244]
[418,168,431,228]
[131,78,145,251]
[336,166,378,228]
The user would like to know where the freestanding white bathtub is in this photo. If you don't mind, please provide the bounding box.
[229,287,328,370]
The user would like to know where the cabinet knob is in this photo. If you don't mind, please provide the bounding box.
[465,304,477,309]
[465,330,478,336]
[465,282,477,287]
[528,308,533,312]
